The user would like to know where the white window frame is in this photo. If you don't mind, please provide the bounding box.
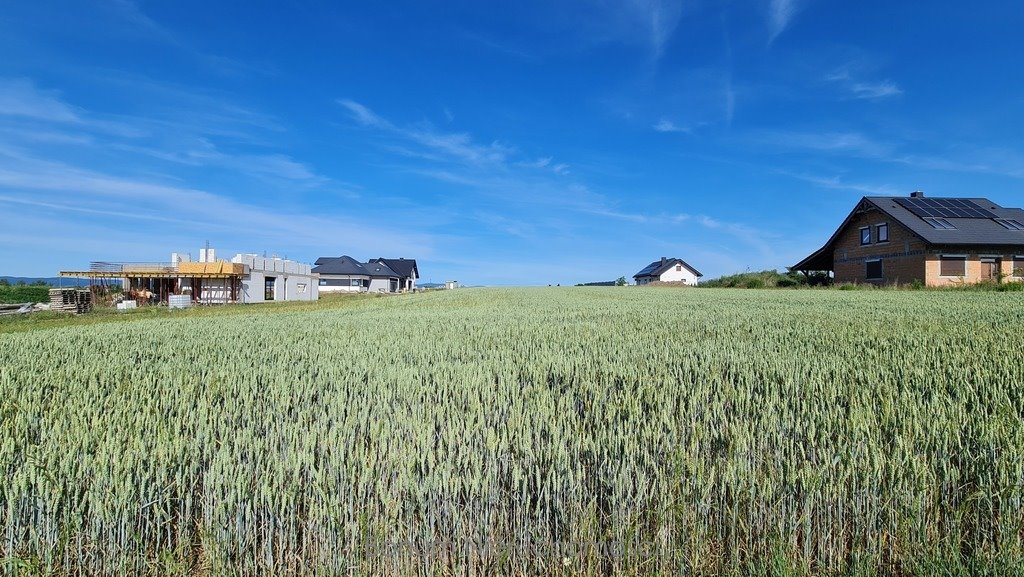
[865,258,883,280]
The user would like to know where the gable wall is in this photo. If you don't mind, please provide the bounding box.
[658,265,700,284]
[832,206,927,284]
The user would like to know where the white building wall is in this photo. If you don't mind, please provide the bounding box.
[658,265,700,284]
[368,278,396,293]
[231,254,318,302]
[318,275,367,293]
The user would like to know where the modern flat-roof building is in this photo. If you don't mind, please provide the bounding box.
[60,246,318,304]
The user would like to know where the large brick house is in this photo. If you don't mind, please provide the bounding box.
[791,192,1024,286]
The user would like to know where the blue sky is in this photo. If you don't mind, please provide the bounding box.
[1,1,1022,284]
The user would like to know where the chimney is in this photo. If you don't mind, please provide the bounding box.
[661,257,667,264]
[910,191,925,198]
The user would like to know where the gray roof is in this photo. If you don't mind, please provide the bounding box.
[362,261,399,278]
[865,197,1024,245]
[312,255,369,276]
[369,257,418,279]
[633,257,703,279]
[792,195,1024,271]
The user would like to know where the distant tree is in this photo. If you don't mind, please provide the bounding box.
[15,280,26,286]
[0,279,8,287]
[615,276,627,286]
[32,280,48,286]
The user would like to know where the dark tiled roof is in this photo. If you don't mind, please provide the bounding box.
[312,255,368,276]
[865,196,1024,245]
[369,257,418,279]
[792,195,1024,271]
[362,261,399,278]
[633,258,703,279]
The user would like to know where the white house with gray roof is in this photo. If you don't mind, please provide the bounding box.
[312,255,417,293]
[633,257,703,285]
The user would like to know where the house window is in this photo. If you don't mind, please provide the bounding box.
[995,219,1024,231]
[876,223,889,242]
[318,279,327,286]
[860,227,871,245]
[675,264,682,271]
[924,218,956,230]
[1014,256,1024,277]
[940,256,967,277]
[865,259,882,280]
[297,283,306,293]
[350,279,362,287]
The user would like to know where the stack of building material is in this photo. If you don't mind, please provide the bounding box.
[0,303,34,316]
[49,288,92,314]
[168,295,192,310]
[178,261,245,275]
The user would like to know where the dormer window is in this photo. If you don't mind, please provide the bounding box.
[924,218,956,230]
[860,227,871,245]
[995,218,1024,231]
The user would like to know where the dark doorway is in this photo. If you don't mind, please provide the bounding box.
[265,277,276,300]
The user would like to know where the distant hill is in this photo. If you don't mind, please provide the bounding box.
[0,276,91,287]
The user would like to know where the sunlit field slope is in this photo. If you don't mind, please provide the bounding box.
[2,288,1022,576]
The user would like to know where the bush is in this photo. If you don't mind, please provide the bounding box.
[701,270,824,289]
[0,285,50,304]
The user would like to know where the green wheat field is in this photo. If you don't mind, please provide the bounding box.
[2,288,1022,576]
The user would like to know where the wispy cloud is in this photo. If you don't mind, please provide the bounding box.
[0,153,431,258]
[750,130,894,158]
[0,78,80,122]
[635,0,685,59]
[341,99,574,174]
[849,80,902,99]
[767,0,800,43]
[778,171,902,196]
[826,68,902,100]
[653,118,692,133]
[338,99,391,129]
[111,138,327,183]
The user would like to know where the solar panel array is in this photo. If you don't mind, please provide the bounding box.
[894,197,998,219]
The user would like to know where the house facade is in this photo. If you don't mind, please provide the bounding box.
[369,258,419,291]
[313,255,418,293]
[633,257,703,285]
[792,192,1024,286]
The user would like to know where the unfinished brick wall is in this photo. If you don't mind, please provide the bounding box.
[832,208,927,285]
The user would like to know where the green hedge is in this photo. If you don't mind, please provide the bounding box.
[0,286,51,304]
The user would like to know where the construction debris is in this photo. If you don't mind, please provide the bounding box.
[0,303,34,316]
[49,288,93,314]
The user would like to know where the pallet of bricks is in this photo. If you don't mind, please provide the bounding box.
[49,288,93,314]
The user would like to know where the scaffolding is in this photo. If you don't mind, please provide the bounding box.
[60,262,244,306]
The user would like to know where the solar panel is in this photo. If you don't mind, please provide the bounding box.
[894,197,999,219]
